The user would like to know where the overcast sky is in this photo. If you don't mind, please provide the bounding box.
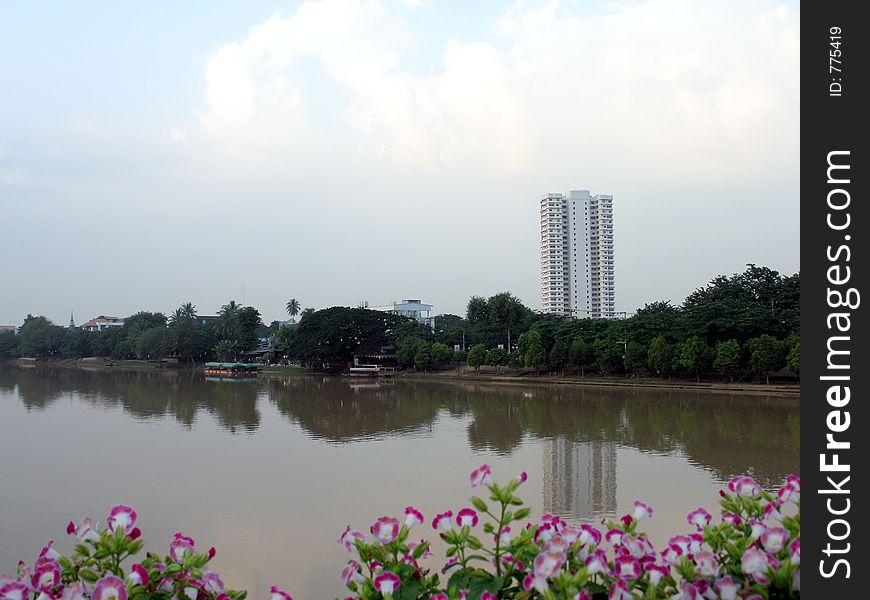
[0,0,799,326]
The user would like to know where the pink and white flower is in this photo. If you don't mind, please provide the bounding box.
[127,564,149,587]
[644,563,669,586]
[202,572,224,595]
[584,549,610,576]
[789,539,800,565]
[470,464,493,488]
[687,507,711,530]
[671,580,699,600]
[632,500,653,521]
[662,543,683,565]
[605,529,624,546]
[92,575,127,600]
[778,483,799,505]
[270,585,293,600]
[761,527,788,553]
[793,568,800,592]
[741,547,771,581]
[67,518,99,543]
[38,541,60,561]
[371,517,400,545]
[614,555,641,579]
[693,550,719,577]
[623,535,654,558]
[578,524,602,547]
[0,581,30,600]
[31,559,61,592]
[430,594,448,600]
[432,510,453,532]
[714,576,740,600]
[608,580,632,600]
[338,526,365,552]
[169,532,196,562]
[727,475,761,497]
[721,512,741,527]
[456,508,479,528]
[441,557,461,576]
[61,582,87,600]
[373,572,400,595]
[497,526,512,545]
[515,471,528,485]
[106,505,137,535]
[340,562,365,586]
[481,592,498,600]
[523,550,564,594]
[748,519,766,541]
[403,506,423,528]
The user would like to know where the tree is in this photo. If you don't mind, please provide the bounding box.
[431,342,454,368]
[593,338,623,375]
[60,328,92,358]
[673,336,711,382]
[569,337,595,377]
[623,341,647,377]
[17,316,65,357]
[217,301,242,340]
[299,308,316,322]
[397,337,424,368]
[236,306,262,351]
[485,347,509,371]
[0,330,17,358]
[467,344,487,371]
[647,335,675,377]
[785,334,800,376]
[523,331,548,373]
[413,341,433,371]
[466,297,489,325]
[124,312,167,332]
[713,340,742,383]
[548,338,570,375]
[286,299,301,323]
[748,335,785,384]
[213,339,239,362]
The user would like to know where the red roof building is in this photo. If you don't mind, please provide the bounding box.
[80,316,124,332]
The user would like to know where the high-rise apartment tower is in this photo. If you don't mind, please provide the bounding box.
[540,190,615,317]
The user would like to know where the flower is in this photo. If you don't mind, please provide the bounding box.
[614,555,641,579]
[608,579,632,600]
[671,580,699,600]
[106,505,137,535]
[632,500,653,521]
[470,464,493,488]
[584,548,609,576]
[441,557,461,576]
[270,585,293,600]
[515,471,528,484]
[340,562,365,586]
[721,512,741,526]
[748,519,766,540]
[169,532,196,562]
[644,563,669,586]
[523,550,564,594]
[789,539,800,565]
[741,547,771,581]
[761,527,788,553]
[727,475,761,497]
[67,518,99,543]
[203,572,225,595]
[456,508,479,528]
[497,526,512,545]
[0,581,30,600]
[38,541,60,561]
[605,529,624,546]
[686,507,711,530]
[481,592,498,600]
[338,526,365,552]
[371,517,400,545]
[430,595,448,600]
[714,576,740,600]
[661,543,683,565]
[92,575,127,600]
[432,510,453,532]
[578,524,602,547]
[127,564,149,587]
[404,506,424,528]
[693,550,719,577]
[61,582,87,600]
[623,535,654,558]
[30,559,61,592]
[373,572,400,595]
[793,568,800,592]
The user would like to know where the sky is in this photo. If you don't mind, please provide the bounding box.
[0,0,800,326]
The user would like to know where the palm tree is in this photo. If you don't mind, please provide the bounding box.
[180,302,197,320]
[213,339,238,362]
[217,300,241,340]
[286,299,301,323]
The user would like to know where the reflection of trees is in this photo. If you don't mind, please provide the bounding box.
[7,366,260,432]
[3,367,799,485]
[267,377,442,442]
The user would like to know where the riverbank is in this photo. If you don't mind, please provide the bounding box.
[399,367,800,397]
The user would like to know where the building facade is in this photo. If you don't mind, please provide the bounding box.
[540,190,615,317]
[80,316,124,332]
[368,300,436,330]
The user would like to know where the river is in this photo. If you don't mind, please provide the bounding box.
[0,366,799,598]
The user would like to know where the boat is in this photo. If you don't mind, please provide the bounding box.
[203,362,260,377]
[344,364,397,378]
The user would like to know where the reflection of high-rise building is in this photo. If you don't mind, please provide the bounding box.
[542,438,617,519]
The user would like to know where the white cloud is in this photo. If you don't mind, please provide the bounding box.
[191,0,797,183]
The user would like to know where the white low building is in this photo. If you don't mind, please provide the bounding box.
[368,299,436,329]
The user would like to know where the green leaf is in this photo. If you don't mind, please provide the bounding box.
[471,497,489,512]
[79,569,100,583]
[513,508,531,521]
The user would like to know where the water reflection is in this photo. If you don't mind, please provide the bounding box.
[2,367,799,486]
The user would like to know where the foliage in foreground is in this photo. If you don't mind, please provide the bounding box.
[1,468,800,600]
[335,467,800,599]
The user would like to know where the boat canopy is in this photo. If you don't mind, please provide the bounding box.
[204,362,260,368]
